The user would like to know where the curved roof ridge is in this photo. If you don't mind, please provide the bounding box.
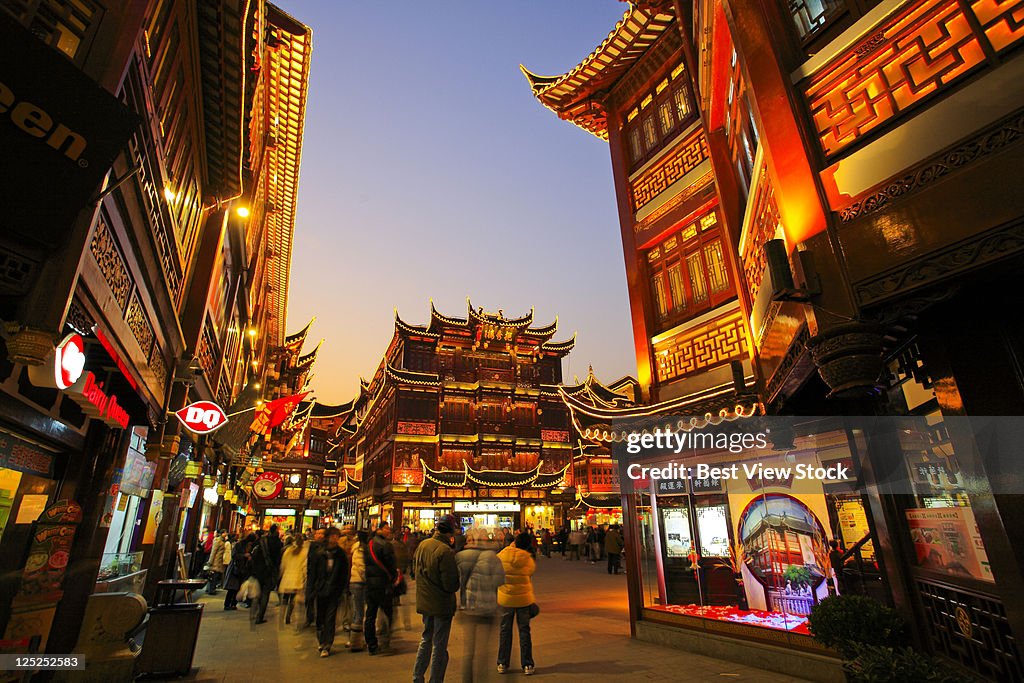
[384,360,441,386]
[523,5,635,98]
[429,298,469,328]
[395,307,438,337]
[285,317,316,344]
[466,299,534,327]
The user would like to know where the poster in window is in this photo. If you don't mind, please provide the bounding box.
[697,505,730,557]
[906,507,993,582]
[142,489,164,545]
[662,508,691,557]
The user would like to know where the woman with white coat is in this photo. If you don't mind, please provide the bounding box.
[278,533,309,625]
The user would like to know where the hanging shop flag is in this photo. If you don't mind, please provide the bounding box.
[249,392,309,436]
[175,401,229,434]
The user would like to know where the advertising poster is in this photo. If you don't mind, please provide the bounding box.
[17,501,82,600]
[143,489,164,544]
[727,453,832,612]
[696,505,730,557]
[661,507,692,557]
[837,499,875,561]
[906,506,993,582]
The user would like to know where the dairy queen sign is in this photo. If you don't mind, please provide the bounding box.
[175,401,229,434]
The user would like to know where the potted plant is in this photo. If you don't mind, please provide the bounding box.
[843,644,965,683]
[807,595,906,658]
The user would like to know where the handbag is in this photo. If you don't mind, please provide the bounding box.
[528,603,540,619]
[238,576,261,601]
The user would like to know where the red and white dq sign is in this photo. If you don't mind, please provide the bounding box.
[54,333,86,389]
[175,401,229,434]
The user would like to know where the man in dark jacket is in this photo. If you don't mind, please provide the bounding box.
[308,527,350,656]
[305,527,326,627]
[251,524,283,623]
[364,521,398,655]
[412,515,460,683]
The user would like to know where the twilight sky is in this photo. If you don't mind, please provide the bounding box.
[281,1,635,405]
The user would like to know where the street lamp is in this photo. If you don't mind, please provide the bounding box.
[236,206,250,218]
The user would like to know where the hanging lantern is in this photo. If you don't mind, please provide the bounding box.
[202,475,214,488]
[184,460,202,478]
[217,484,226,496]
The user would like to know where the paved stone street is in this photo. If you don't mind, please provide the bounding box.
[178,551,809,683]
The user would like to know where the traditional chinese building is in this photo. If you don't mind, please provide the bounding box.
[526,1,1024,680]
[329,301,632,534]
[0,0,311,654]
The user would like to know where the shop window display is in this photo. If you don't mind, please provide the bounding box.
[629,419,882,636]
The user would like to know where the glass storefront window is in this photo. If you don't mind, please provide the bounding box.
[628,419,883,636]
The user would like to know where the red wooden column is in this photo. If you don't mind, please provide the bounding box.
[607,109,656,400]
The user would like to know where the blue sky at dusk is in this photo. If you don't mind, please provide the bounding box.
[281,1,635,405]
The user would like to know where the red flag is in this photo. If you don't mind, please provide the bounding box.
[250,392,308,436]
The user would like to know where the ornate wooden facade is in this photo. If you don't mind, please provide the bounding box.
[526,0,1024,679]
[0,0,311,653]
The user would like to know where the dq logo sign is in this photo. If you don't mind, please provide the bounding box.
[175,401,228,434]
[54,333,86,389]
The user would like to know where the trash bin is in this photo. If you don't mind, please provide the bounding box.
[135,602,204,677]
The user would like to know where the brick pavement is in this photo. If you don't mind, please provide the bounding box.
[181,552,810,683]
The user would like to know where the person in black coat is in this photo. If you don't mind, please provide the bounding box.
[364,521,398,655]
[251,525,284,623]
[308,527,350,656]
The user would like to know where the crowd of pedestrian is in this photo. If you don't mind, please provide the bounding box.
[198,517,623,680]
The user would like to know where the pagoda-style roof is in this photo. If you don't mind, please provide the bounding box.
[533,463,570,488]
[421,461,566,489]
[467,300,534,328]
[384,361,441,387]
[561,383,763,444]
[540,334,576,354]
[561,369,638,409]
[395,309,441,339]
[285,318,316,349]
[521,6,676,139]
[294,339,322,371]
[309,399,356,418]
[393,299,565,343]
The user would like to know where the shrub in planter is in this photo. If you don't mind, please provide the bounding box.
[807,595,906,658]
[843,644,964,683]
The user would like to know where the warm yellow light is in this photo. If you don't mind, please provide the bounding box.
[254,382,261,389]
[257,400,264,406]
[236,206,250,218]
[248,327,257,337]
[163,186,175,202]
